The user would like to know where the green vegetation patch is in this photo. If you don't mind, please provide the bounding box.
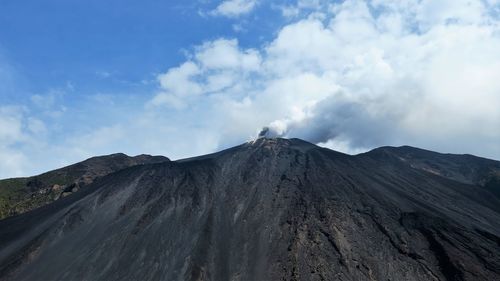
[0,177,29,219]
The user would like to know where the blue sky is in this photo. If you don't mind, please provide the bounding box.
[1,0,500,178]
[0,0,282,99]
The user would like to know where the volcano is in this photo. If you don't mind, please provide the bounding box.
[0,138,499,281]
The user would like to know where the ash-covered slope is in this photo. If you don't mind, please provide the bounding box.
[365,146,500,199]
[0,153,169,219]
[0,138,499,281]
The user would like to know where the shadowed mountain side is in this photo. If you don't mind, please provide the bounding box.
[0,153,169,220]
[0,138,499,281]
[362,146,500,199]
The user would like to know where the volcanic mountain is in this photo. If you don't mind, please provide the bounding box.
[0,138,499,281]
[0,153,169,220]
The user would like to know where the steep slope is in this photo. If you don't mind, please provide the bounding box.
[0,153,169,219]
[365,146,500,199]
[0,138,499,281]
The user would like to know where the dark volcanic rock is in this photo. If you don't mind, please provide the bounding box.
[0,153,169,219]
[0,138,499,281]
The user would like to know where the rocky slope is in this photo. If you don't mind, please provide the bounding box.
[0,138,498,281]
[0,153,169,219]
[366,146,500,199]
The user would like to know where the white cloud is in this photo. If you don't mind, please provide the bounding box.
[416,0,487,30]
[276,0,328,18]
[150,39,261,108]
[149,0,500,159]
[150,62,202,108]
[0,106,45,178]
[211,0,258,18]
[0,106,25,144]
[195,39,261,70]
[0,148,27,178]
[30,87,69,118]
[2,0,500,179]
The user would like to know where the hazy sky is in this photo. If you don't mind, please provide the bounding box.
[1,0,500,178]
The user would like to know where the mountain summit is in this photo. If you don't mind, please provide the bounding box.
[0,139,499,281]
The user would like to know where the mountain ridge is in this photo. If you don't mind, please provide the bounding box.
[0,153,169,220]
[0,138,499,281]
